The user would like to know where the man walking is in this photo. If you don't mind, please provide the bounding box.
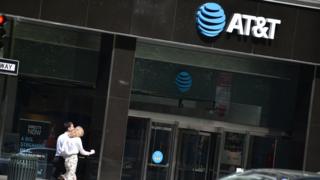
[52,122,74,179]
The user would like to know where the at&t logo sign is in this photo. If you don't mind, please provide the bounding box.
[196,3,226,37]
[175,71,192,93]
[196,2,281,39]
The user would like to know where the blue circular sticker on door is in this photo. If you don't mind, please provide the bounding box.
[152,151,163,164]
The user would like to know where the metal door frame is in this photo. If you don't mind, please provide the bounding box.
[140,120,178,180]
[174,129,212,180]
[129,110,283,136]
[140,117,151,180]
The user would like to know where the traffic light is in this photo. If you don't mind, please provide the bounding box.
[0,14,8,49]
[0,15,5,25]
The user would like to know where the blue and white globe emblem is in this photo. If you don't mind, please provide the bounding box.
[196,2,226,37]
[175,71,192,93]
[152,151,163,164]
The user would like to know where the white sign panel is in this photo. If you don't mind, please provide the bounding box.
[0,58,19,76]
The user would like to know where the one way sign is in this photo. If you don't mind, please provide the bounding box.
[0,58,19,76]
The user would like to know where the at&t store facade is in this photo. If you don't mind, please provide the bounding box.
[0,0,319,179]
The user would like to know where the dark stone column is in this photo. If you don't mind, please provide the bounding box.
[304,66,320,172]
[97,35,136,180]
[0,75,6,154]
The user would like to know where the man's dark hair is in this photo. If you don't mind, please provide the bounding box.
[64,122,74,129]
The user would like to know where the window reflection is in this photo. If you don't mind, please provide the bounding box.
[0,78,101,179]
[0,20,106,180]
[130,58,300,129]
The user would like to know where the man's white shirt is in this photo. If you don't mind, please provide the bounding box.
[61,137,92,158]
[55,132,69,156]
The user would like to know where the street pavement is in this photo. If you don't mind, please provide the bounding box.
[0,175,45,180]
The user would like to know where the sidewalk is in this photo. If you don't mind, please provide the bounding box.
[0,175,45,180]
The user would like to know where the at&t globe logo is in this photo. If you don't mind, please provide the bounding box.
[196,2,226,37]
[175,71,192,93]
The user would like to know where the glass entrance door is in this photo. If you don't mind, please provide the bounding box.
[122,117,282,180]
[146,122,176,180]
[175,130,219,180]
[218,132,247,178]
[246,136,276,169]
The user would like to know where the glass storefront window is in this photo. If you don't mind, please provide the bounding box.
[0,19,107,180]
[12,20,101,86]
[131,41,314,131]
[122,117,149,180]
[123,40,313,179]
